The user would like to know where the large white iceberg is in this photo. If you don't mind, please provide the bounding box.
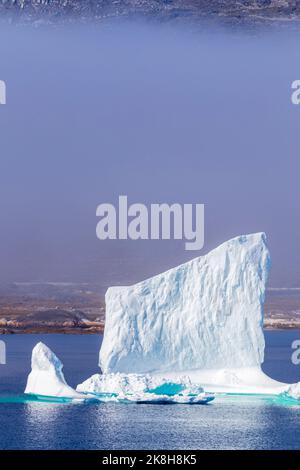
[98,232,295,395]
[25,233,300,401]
[101,233,268,373]
[25,342,83,399]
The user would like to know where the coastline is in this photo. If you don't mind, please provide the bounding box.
[0,284,299,334]
[0,322,104,335]
[0,321,299,334]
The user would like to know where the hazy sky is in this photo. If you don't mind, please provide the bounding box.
[0,22,299,287]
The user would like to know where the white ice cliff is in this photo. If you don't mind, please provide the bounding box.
[97,232,293,395]
[25,342,83,398]
[25,233,300,401]
[101,233,268,373]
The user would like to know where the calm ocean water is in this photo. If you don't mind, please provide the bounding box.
[0,331,299,450]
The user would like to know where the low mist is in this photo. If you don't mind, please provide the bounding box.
[0,22,299,287]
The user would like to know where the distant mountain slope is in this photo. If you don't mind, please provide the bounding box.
[0,0,300,24]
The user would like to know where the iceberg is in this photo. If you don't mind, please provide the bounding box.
[101,233,267,373]
[25,233,300,401]
[98,232,296,395]
[25,342,83,399]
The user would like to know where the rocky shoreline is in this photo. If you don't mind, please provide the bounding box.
[0,282,299,333]
[0,318,298,335]
[0,325,104,334]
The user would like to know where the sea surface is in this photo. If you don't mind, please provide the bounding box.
[0,331,299,450]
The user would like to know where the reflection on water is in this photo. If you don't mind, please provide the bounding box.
[23,402,62,450]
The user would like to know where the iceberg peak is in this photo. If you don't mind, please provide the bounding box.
[25,342,82,398]
[30,342,63,372]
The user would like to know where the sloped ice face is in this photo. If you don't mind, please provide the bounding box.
[100,233,270,374]
[25,342,82,398]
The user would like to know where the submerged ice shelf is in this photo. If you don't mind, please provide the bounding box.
[24,233,300,403]
[76,372,214,404]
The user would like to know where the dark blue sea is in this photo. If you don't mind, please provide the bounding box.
[0,331,299,450]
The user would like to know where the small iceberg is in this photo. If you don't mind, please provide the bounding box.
[25,342,85,400]
[76,372,214,404]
